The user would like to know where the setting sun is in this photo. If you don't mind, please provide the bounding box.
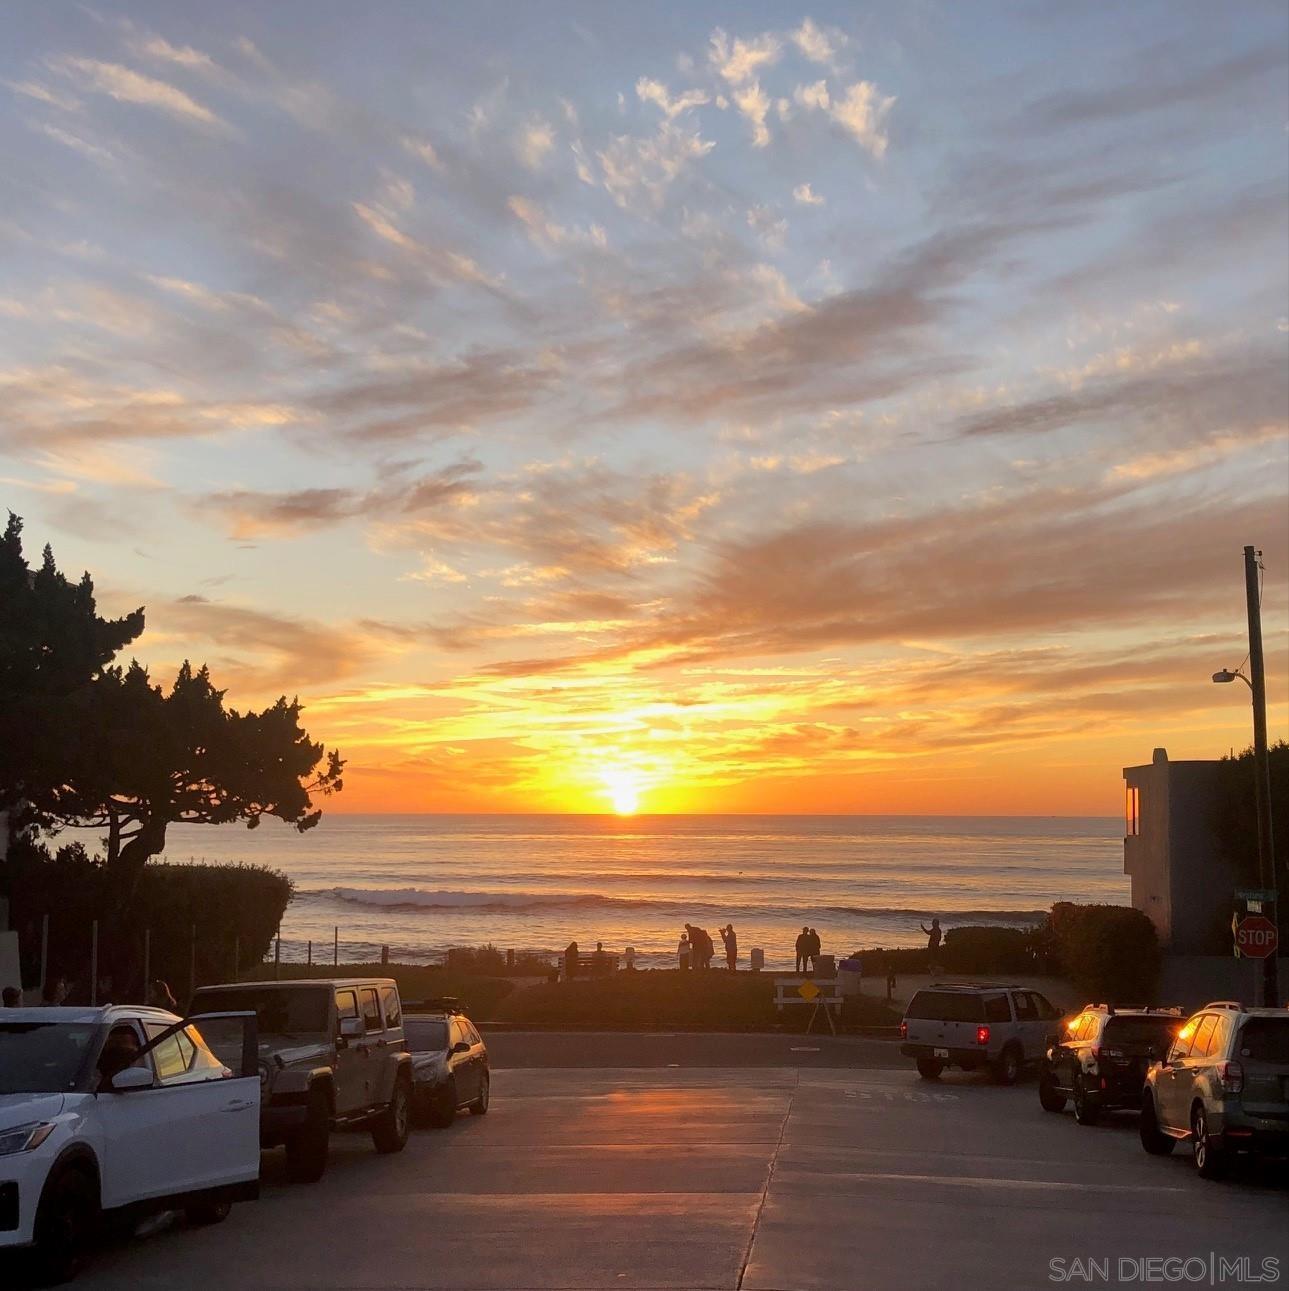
[602,769,641,815]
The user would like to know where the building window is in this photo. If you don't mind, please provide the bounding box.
[1125,785,1140,837]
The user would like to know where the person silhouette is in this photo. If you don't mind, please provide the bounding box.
[919,918,943,972]
[720,924,738,971]
[794,926,809,973]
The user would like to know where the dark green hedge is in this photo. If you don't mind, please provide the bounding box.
[1043,902,1159,1003]
[6,839,292,1002]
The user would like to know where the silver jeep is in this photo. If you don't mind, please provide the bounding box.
[190,978,413,1182]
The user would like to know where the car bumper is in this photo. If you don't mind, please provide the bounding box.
[901,1043,991,1067]
[262,1102,310,1145]
[1213,1114,1289,1157]
[0,1152,52,1248]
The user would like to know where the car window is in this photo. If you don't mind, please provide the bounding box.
[1103,1016,1180,1048]
[1031,994,1059,1020]
[360,988,382,1033]
[1169,1017,1200,1061]
[463,1021,482,1046]
[336,990,358,1023]
[1012,993,1039,1022]
[1239,1017,1289,1061]
[381,987,401,1030]
[983,994,1011,1023]
[144,1024,191,1082]
[905,991,984,1022]
[404,1019,448,1052]
[1190,1015,1218,1059]
[97,1022,148,1086]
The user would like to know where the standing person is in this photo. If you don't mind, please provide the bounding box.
[794,926,809,974]
[807,928,821,975]
[919,918,942,973]
[564,940,579,980]
[720,924,738,971]
[678,930,691,971]
[40,976,67,1006]
[2,986,21,1007]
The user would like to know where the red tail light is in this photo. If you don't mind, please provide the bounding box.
[1219,1061,1243,1094]
[899,1021,907,1040]
[976,1025,990,1046]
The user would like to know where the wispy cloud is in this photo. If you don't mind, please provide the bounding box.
[47,56,231,132]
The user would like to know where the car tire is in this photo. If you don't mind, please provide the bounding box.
[1072,1076,1100,1125]
[1191,1105,1225,1180]
[469,1071,490,1115]
[1139,1096,1175,1155]
[372,1074,412,1153]
[915,1058,944,1080]
[184,1199,232,1226]
[992,1044,1022,1086]
[428,1079,458,1128]
[286,1088,331,1184]
[32,1166,99,1286]
[1038,1072,1067,1113]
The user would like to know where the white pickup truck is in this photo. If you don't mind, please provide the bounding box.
[0,1004,260,1283]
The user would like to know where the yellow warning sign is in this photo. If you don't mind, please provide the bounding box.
[798,980,820,1001]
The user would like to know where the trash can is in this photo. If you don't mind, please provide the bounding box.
[816,953,835,978]
[837,957,863,996]
[750,948,765,972]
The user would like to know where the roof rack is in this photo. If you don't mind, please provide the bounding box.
[409,996,465,1015]
[928,982,1023,991]
[1202,1000,1245,1011]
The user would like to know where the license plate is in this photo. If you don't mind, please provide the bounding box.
[934,1048,949,1059]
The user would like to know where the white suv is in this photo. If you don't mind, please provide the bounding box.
[0,1004,260,1283]
[900,983,1062,1083]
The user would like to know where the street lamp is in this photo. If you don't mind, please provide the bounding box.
[1212,546,1279,1007]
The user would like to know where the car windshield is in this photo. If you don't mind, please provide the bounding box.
[1239,1017,1289,1062]
[1103,1017,1180,1046]
[193,988,329,1037]
[905,992,984,1023]
[0,1022,98,1093]
[404,1020,449,1052]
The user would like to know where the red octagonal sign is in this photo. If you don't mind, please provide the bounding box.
[1235,915,1278,959]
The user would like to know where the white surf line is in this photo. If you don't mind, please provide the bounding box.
[781,1170,1186,1193]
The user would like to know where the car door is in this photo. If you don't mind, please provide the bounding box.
[97,1014,259,1207]
[448,1019,478,1102]
[1155,1014,1204,1130]
[1058,1013,1087,1090]
[1011,992,1045,1062]
[357,986,384,1107]
[334,988,368,1112]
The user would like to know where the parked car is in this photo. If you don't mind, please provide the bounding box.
[0,1004,259,1284]
[1039,1004,1182,1123]
[189,978,413,1183]
[403,1003,490,1127]
[899,983,1062,1083]
[1139,1001,1289,1179]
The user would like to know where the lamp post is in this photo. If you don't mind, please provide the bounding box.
[1212,545,1279,1007]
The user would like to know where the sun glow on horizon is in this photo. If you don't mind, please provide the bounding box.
[601,768,642,815]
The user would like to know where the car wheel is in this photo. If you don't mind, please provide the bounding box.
[1139,1095,1175,1155]
[992,1044,1022,1086]
[429,1079,458,1128]
[32,1166,99,1285]
[286,1088,331,1183]
[1039,1072,1067,1113]
[372,1075,412,1153]
[469,1071,490,1115]
[1191,1105,1225,1180]
[1072,1076,1100,1125]
[184,1199,232,1226]
[915,1058,944,1080]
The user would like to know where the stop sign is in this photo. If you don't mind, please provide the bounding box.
[1235,915,1278,959]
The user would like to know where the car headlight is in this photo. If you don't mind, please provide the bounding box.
[0,1123,56,1156]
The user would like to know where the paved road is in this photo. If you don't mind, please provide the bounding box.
[68,1052,1288,1291]
[482,1030,906,1068]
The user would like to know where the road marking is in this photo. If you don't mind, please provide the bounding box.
[790,1046,820,1052]
[843,1089,959,1101]
[804,1171,1184,1193]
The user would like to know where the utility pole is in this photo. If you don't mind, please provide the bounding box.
[1244,545,1279,1007]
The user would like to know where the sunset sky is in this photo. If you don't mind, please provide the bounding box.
[2,2,1286,816]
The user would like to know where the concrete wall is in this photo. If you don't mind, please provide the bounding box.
[1158,954,1288,1010]
[1124,749,1173,945]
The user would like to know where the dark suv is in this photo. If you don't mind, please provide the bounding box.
[1039,1004,1182,1124]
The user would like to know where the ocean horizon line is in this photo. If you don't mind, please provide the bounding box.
[306,810,1122,821]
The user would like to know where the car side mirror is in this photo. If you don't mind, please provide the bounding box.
[451,1040,471,1055]
[109,1066,155,1092]
[339,1017,364,1042]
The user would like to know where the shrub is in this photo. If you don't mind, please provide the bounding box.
[1044,902,1159,1002]
[7,838,292,999]
[941,925,1035,975]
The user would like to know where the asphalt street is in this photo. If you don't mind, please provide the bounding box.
[65,1039,1289,1291]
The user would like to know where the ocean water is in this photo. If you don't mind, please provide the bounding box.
[159,814,1129,971]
